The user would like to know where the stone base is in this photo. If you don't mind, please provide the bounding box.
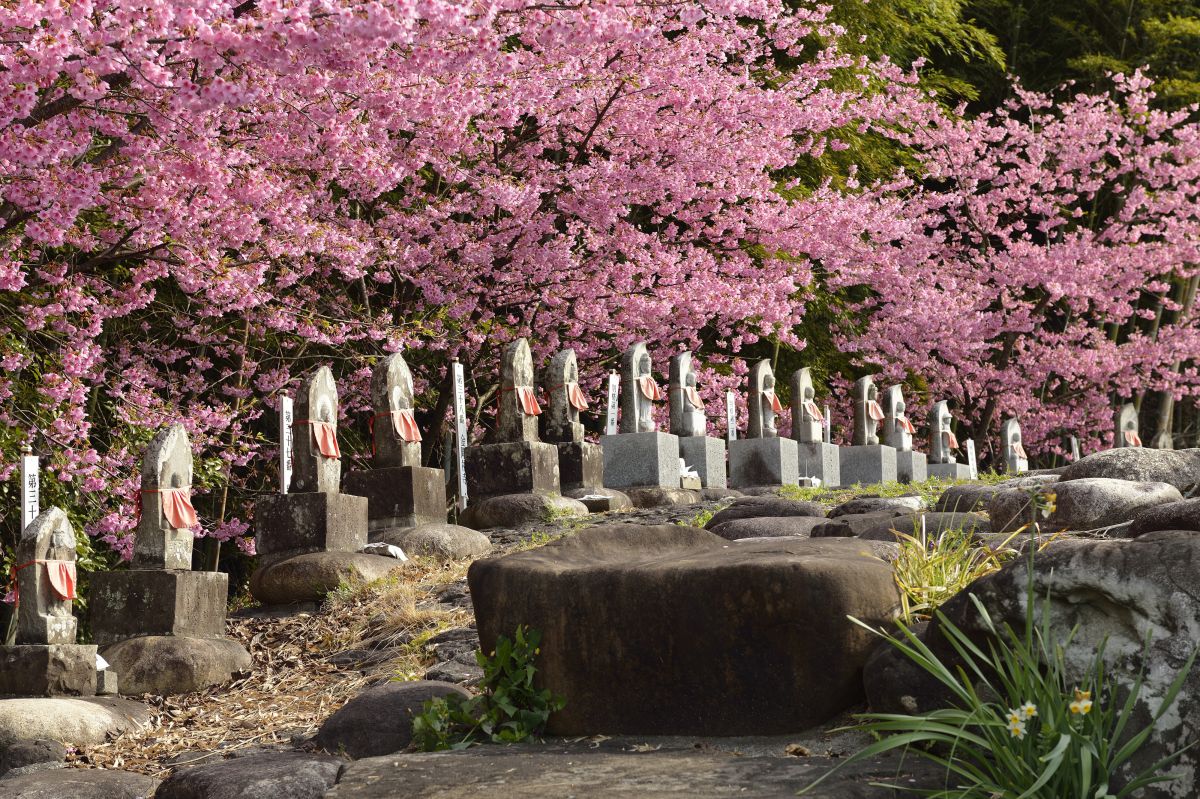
[896,451,928,484]
[601,432,682,489]
[250,551,409,605]
[89,570,229,647]
[728,437,799,489]
[679,437,727,489]
[556,442,603,492]
[253,492,369,562]
[96,670,118,696]
[928,462,974,480]
[840,445,898,486]
[0,645,97,697]
[100,636,251,696]
[465,441,560,498]
[625,487,701,508]
[563,488,634,513]
[344,465,447,534]
[796,441,840,487]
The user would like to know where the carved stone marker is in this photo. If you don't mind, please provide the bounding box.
[602,344,681,490]
[729,361,799,488]
[789,368,840,487]
[133,424,196,570]
[883,385,926,483]
[345,352,448,537]
[0,507,97,696]
[926,400,971,479]
[668,352,726,489]
[465,338,561,498]
[842,376,897,485]
[540,349,602,492]
[291,366,342,494]
[1115,402,1141,447]
[1002,417,1029,473]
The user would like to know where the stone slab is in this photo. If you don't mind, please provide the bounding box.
[679,436,727,489]
[927,462,973,481]
[89,570,228,647]
[253,491,368,561]
[344,465,447,532]
[896,450,927,484]
[796,441,840,487]
[840,445,898,486]
[0,645,97,697]
[465,441,560,498]
[728,437,799,489]
[100,636,251,696]
[555,441,603,492]
[601,431,681,489]
[0,697,154,748]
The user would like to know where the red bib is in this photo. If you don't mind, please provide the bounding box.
[1123,430,1142,447]
[638,376,664,402]
[391,409,422,443]
[567,382,589,411]
[46,561,77,601]
[516,386,542,416]
[160,487,199,529]
[803,401,823,423]
[867,400,885,422]
[765,391,784,413]
[684,386,704,410]
[1013,442,1028,460]
[944,431,959,450]
[898,416,916,435]
[311,420,341,459]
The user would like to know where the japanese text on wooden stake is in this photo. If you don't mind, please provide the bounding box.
[604,372,619,435]
[20,453,39,531]
[452,362,469,511]
[279,394,294,494]
[726,391,737,442]
[965,439,978,480]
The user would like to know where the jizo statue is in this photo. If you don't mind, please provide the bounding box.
[292,366,342,493]
[1116,403,1141,447]
[15,507,78,645]
[746,360,783,439]
[1002,417,1029,472]
[882,385,915,452]
[852,376,885,446]
[133,423,198,570]
[928,401,959,464]
[542,349,588,444]
[668,351,706,438]
[789,368,823,444]
[371,353,422,469]
[620,343,662,434]
[497,338,541,443]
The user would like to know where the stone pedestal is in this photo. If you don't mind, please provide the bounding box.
[344,465,447,534]
[679,437,727,489]
[928,462,973,480]
[796,442,840,488]
[465,441,560,498]
[841,445,898,486]
[896,451,928,484]
[555,442,603,492]
[728,437,799,489]
[601,432,681,489]
[0,644,97,696]
[89,571,229,647]
[253,492,369,561]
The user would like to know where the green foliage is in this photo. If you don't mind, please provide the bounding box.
[892,522,1019,624]
[678,506,720,529]
[411,626,565,751]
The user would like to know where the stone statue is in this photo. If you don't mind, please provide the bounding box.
[852,376,884,446]
[668,351,706,438]
[497,338,541,443]
[1002,417,1028,472]
[620,343,661,434]
[371,353,422,469]
[15,507,77,645]
[133,423,197,570]
[789,368,823,444]
[542,349,587,444]
[746,360,782,439]
[882,385,915,452]
[292,366,341,493]
[928,401,958,464]
[1116,403,1141,447]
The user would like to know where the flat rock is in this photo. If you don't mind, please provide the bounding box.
[994,474,1060,490]
[933,483,1000,513]
[459,494,588,530]
[707,516,827,540]
[0,739,65,777]
[989,477,1182,533]
[623,487,701,508]
[315,681,470,758]
[373,524,491,562]
[828,496,925,518]
[703,497,826,530]
[0,698,152,748]
[1129,498,1200,538]
[101,637,251,696]
[563,488,634,513]
[154,751,343,799]
[469,525,900,735]
[249,551,407,604]
[1057,447,1200,492]
[698,488,743,501]
[2,768,158,798]
[810,511,899,538]
[857,512,989,543]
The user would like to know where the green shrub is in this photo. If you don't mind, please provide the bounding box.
[891,521,1018,624]
[411,625,564,751]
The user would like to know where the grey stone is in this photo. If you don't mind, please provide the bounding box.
[101,636,251,696]
[811,512,902,538]
[620,343,660,434]
[789,367,824,444]
[134,424,195,570]
[623,486,700,508]
[96,669,118,696]
[745,359,783,439]
[252,492,369,562]
[678,436,727,488]
[249,552,407,605]
[708,516,827,540]
[1129,498,1200,538]
[830,495,925,518]
[541,349,586,443]
[554,441,603,491]
[880,385,914,452]
[927,400,960,466]
[0,739,65,777]
[89,571,229,647]
[698,487,743,501]
[563,488,633,513]
[1057,446,1200,492]
[926,462,972,480]
[0,697,153,748]
[1115,401,1141,448]
[343,465,446,533]
[668,351,707,438]
[994,473,1059,490]
[601,431,681,489]
[989,477,1182,533]
[291,366,342,494]
[380,524,491,562]
[840,445,897,486]
[315,681,470,758]
[857,511,989,543]
[895,450,927,484]
[795,441,840,487]
[2,768,158,799]
[369,352,422,469]
[0,645,96,697]
[423,660,484,686]
[15,508,78,644]
[464,440,560,498]
[728,437,799,488]
[705,497,825,529]
[852,377,883,446]
[154,751,342,799]
[1001,417,1028,472]
[496,338,540,443]
[459,493,588,529]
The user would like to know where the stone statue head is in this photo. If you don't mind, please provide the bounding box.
[669,351,706,438]
[541,349,584,443]
[497,338,540,443]
[882,385,912,452]
[1002,417,1027,473]
[620,343,658,434]
[928,400,956,464]
[371,352,421,468]
[16,507,78,645]
[1116,403,1140,447]
[852,376,881,446]
[133,423,197,570]
[746,360,779,439]
[789,368,822,444]
[292,365,341,493]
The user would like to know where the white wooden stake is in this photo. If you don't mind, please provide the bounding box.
[604,371,620,436]
[452,361,470,511]
[279,393,294,494]
[20,447,39,531]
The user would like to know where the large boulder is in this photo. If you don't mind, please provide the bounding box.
[0,739,65,778]
[0,698,153,748]
[829,495,925,518]
[623,487,701,508]
[249,551,406,605]
[1129,498,1200,538]
[315,680,470,758]
[989,478,1181,533]
[703,497,826,530]
[101,637,251,696]
[3,768,158,799]
[374,524,492,562]
[459,494,588,530]
[154,752,343,799]
[1057,447,1200,492]
[863,532,1200,798]
[468,525,900,735]
[934,484,1000,513]
[857,512,989,543]
[809,511,901,538]
[707,516,827,541]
